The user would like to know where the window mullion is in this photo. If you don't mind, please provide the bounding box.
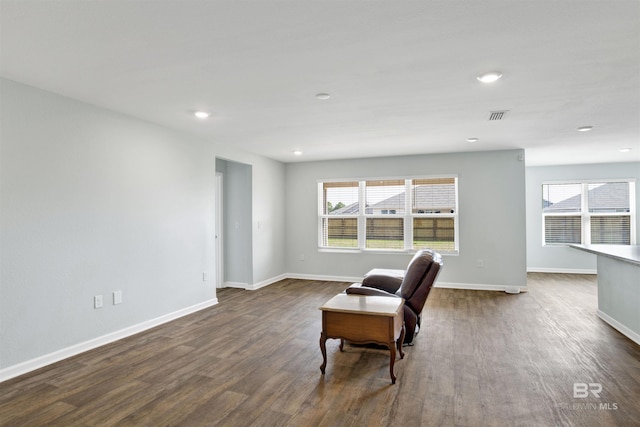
[404,179,412,250]
[318,183,324,246]
[358,181,366,249]
[630,181,637,244]
[582,182,591,244]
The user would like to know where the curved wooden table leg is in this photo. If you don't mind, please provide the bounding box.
[389,342,397,384]
[319,331,327,374]
[398,323,405,359]
[339,338,344,352]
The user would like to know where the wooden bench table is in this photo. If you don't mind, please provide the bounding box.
[319,294,405,384]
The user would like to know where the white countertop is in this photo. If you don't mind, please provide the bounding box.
[570,244,640,266]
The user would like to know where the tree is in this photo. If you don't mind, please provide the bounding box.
[327,201,345,212]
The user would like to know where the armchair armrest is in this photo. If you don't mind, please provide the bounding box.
[362,269,404,293]
[346,284,400,298]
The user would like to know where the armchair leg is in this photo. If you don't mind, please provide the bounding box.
[415,313,422,334]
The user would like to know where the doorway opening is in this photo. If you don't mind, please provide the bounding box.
[215,158,253,288]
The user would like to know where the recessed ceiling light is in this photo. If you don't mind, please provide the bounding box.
[619,147,632,153]
[315,93,331,100]
[476,72,503,83]
[576,126,593,132]
[466,137,479,143]
[293,150,303,156]
[194,111,209,119]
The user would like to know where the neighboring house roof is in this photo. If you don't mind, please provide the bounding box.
[331,202,360,215]
[330,184,456,214]
[544,182,630,212]
[371,184,456,211]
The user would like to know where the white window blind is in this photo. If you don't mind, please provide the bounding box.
[543,184,582,213]
[590,216,631,244]
[412,178,456,214]
[322,181,359,215]
[544,216,582,244]
[365,180,405,214]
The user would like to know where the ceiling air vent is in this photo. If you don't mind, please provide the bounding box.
[488,110,508,121]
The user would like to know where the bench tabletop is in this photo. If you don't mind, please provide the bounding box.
[320,293,403,316]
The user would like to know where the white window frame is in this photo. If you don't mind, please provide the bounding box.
[318,175,459,254]
[542,179,636,246]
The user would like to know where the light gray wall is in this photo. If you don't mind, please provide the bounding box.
[0,79,287,373]
[526,162,640,272]
[285,150,527,287]
[251,154,287,284]
[0,79,217,368]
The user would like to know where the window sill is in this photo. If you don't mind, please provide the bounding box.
[318,247,459,256]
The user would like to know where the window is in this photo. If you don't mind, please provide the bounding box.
[320,181,359,248]
[319,176,458,253]
[365,180,405,249]
[542,180,636,246]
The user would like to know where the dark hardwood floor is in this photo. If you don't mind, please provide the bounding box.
[1,273,639,426]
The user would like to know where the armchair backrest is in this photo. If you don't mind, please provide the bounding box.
[397,249,443,315]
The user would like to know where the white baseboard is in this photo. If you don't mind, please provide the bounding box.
[252,273,527,293]
[258,273,527,293]
[527,267,597,274]
[221,274,359,291]
[435,281,529,293]
[285,272,362,284]
[223,281,249,289]
[246,274,288,290]
[597,310,640,346]
[0,298,218,383]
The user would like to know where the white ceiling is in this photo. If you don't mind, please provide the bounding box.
[1,1,639,166]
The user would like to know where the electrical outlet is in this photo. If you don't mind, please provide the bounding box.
[113,290,123,305]
[299,254,305,261]
[476,259,484,268]
[94,295,103,309]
